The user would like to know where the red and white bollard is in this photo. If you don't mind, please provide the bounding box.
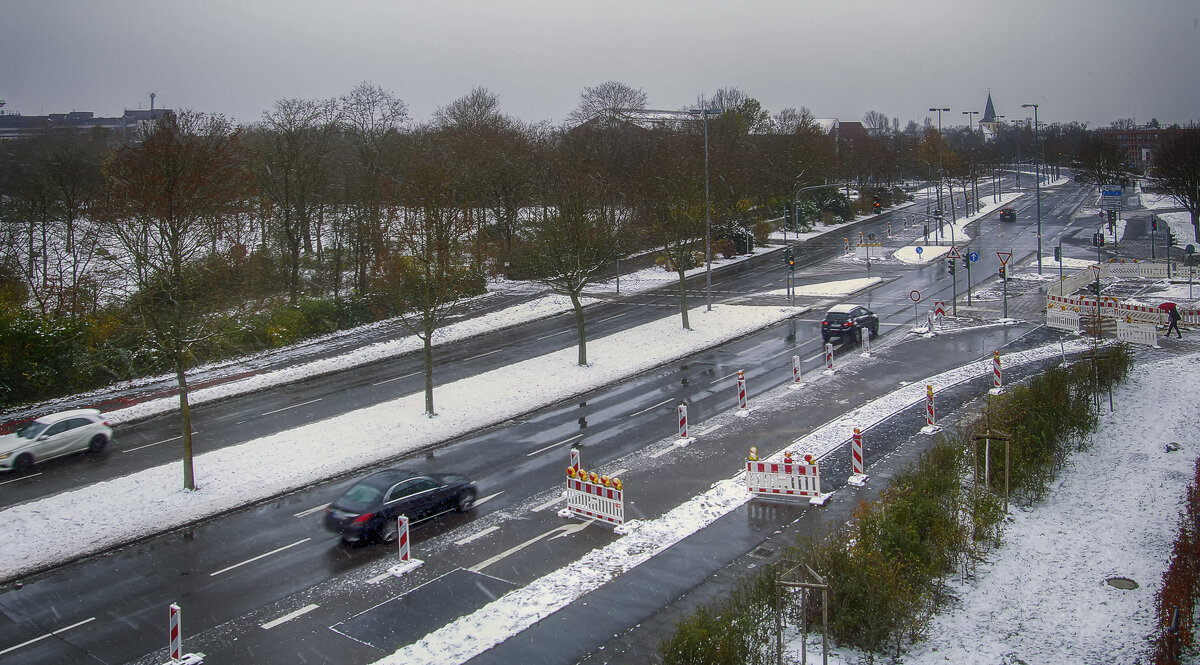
[848,427,869,486]
[843,237,850,254]
[736,370,747,410]
[570,447,580,476]
[397,515,411,562]
[992,351,1002,392]
[165,604,204,664]
[791,355,802,385]
[923,384,939,433]
[887,220,892,238]
[677,403,688,439]
[861,327,871,355]
[825,342,834,372]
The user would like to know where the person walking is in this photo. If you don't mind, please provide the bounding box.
[1167,306,1183,339]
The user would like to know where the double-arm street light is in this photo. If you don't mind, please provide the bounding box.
[1022,103,1043,273]
[930,107,950,220]
[689,103,721,311]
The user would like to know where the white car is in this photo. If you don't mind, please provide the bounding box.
[0,409,113,472]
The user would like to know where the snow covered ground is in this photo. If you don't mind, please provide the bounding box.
[789,349,1199,665]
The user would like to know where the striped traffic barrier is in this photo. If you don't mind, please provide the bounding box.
[565,463,624,526]
[570,447,580,476]
[825,342,834,372]
[861,328,871,355]
[844,237,850,254]
[737,370,747,410]
[166,604,205,664]
[746,449,827,505]
[848,428,869,486]
[992,351,1002,392]
[678,404,688,439]
[387,514,424,577]
[791,355,802,385]
[922,384,940,433]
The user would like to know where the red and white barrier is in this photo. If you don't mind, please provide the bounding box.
[677,404,688,439]
[825,342,834,373]
[388,514,424,576]
[564,450,624,525]
[991,351,1003,393]
[746,450,827,505]
[922,384,940,433]
[736,369,748,411]
[791,355,804,387]
[570,448,580,475]
[844,237,850,254]
[165,604,204,665]
[848,428,868,486]
[861,328,871,356]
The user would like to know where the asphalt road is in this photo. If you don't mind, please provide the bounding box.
[0,177,1100,665]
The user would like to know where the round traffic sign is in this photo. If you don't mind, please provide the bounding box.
[1188,244,1195,255]
[969,251,979,262]
[915,246,924,255]
[868,233,877,241]
[910,290,921,302]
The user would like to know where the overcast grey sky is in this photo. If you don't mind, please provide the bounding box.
[3,0,1197,130]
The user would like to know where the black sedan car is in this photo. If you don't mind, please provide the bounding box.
[821,304,879,344]
[324,468,477,544]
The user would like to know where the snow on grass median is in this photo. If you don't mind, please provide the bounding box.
[0,304,802,582]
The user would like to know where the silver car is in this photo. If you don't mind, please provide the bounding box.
[0,409,113,472]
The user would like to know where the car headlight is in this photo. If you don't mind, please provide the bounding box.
[0,453,9,460]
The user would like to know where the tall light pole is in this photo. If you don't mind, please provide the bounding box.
[690,103,720,311]
[1022,103,1043,274]
[930,107,949,222]
[963,111,980,213]
[991,115,1005,202]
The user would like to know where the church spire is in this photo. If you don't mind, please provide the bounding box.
[982,91,998,123]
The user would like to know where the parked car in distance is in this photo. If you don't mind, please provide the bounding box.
[324,468,477,544]
[0,409,112,472]
[999,207,1016,222]
[821,304,879,344]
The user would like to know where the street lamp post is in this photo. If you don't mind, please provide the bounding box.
[690,103,721,311]
[1022,103,1043,274]
[991,115,1005,202]
[963,111,980,213]
[930,107,950,222]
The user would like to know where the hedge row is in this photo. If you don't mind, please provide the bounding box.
[1151,457,1200,664]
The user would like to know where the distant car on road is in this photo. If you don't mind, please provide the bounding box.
[324,468,477,544]
[0,409,112,472]
[821,304,879,344]
[999,207,1016,222]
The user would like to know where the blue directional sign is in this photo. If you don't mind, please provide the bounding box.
[915,246,924,255]
[969,251,979,262]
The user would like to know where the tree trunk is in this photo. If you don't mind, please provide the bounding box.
[422,328,436,416]
[175,359,196,490]
[570,290,587,365]
[677,268,690,330]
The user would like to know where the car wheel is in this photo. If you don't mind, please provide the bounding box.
[13,454,33,473]
[455,490,476,513]
[88,435,108,453]
[380,519,399,544]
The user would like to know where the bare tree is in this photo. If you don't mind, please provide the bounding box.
[567,81,648,126]
[1074,135,1130,192]
[1152,129,1200,241]
[93,111,249,490]
[863,110,890,136]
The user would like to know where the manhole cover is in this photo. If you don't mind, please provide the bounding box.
[1107,576,1139,590]
[749,546,774,560]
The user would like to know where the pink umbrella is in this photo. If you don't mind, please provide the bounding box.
[1159,301,1178,311]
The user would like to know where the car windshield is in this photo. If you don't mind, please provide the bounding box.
[14,422,48,440]
[335,482,384,512]
[824,313,850,323]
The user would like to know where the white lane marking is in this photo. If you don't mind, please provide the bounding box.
[473,491,503,508]
[0,617,95,657]
[709,370,740,385]
[293,503,329,518]
[0,472,42,486]
[372,371,420,386]
[629,398,672,418]
[649,446,675,459]
[469,522,590,573]
[525,434,583,457]
[261,399,322,416]
[122,432,198,454]
[536,330,570,341]
[261,604,319,630]
[608,468,627,477]
[530,493,565,512]
[210,538,311,577]
[463,349,502,362]
[595,313,625,323]
[367,571,393,584]
[806,352,824,363]
[455,525,499,546]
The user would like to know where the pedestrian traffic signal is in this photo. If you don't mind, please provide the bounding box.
[873,194,881,214]
[1093,232,1105,247]
[947,260,956,276]
[1054,245,1062,262]
[998,266,1006,280]
[1169,233,1178,247]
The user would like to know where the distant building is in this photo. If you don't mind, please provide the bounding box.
[1097,126,1189,171]
[0,107,173,140]
[979,91,1004,138]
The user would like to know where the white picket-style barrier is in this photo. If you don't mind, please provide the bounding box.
[1046,308,1081,332]
[1116,320,1159,347]
[746,455,825,504]
[566,474,624,525]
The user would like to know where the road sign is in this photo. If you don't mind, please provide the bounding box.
[1101,186,1123,197]
[947,245,961,259]
[997,251,1012,266]
[915,246,924,255]
[910,290,921,302]
[969,251,979,262]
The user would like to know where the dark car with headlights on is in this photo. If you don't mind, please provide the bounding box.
[324,468,477,544]
[821,304,879,344]
[999,207,1016,222]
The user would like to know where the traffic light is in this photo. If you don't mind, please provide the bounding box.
[873,194,881,214]
[1169,233,1178,248]
[1093,232,1105,247]
[788,255,796,271]
[1107,210,1117,222]
[1054,245,1062,262]
[1152,217,1158,231]
[947,260,956,276]
[784,202,793,227]
[998,265,1006,280]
